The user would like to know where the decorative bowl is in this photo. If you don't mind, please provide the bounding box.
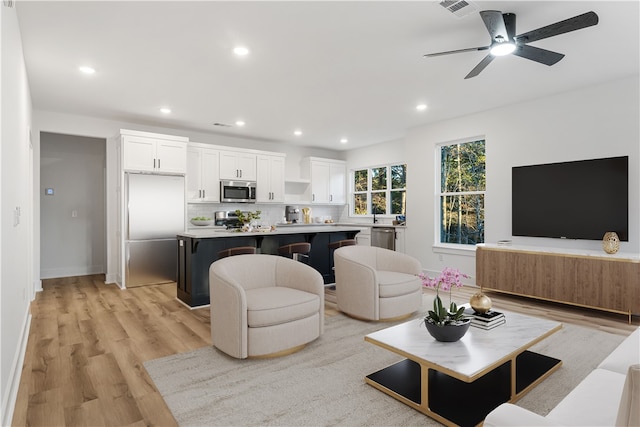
[190,219,213,226]
[424,319,471,342]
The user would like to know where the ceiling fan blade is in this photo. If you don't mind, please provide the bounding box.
[480,10,509,41]
[515,11,599,44]
[424,45,489,58]
[512,44,565,66]
[464,55,495,79]
[503,13,516,41]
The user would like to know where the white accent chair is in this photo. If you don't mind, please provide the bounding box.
[334,245,422,321]
[209,254,324,359]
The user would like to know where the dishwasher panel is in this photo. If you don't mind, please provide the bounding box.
[371,227,396,251]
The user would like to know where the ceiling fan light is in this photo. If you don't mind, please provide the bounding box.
[490,42,516,56]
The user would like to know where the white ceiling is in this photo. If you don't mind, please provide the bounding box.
[15,1,639,151]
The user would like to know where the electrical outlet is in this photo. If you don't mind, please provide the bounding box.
[72,209,78,218]
[439,254,444,262]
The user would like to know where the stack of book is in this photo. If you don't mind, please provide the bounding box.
[464,308,506,330]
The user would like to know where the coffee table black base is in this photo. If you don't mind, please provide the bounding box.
[366,350,561,427]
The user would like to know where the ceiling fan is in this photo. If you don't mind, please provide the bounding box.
[424,10,599,79]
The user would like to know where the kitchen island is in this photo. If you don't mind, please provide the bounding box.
[176,225,361,307]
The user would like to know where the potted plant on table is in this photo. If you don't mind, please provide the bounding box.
[419,267,471,342]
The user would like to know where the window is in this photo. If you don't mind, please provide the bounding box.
[352,164,406,216]
[438,139,485,246]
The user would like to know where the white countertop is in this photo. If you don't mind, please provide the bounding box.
[260,222,406,229]
[478,243,640,261]
[179,224,364,239]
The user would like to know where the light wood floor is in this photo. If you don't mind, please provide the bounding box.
[12,275,639,426]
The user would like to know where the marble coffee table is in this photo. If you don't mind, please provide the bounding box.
[364,310,562,426]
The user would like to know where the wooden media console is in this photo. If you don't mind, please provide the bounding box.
[476,245,640,319]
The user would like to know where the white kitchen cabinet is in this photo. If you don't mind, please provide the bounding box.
[122,131,187,174]
[219,150,257,181]
[329,161,346,204]
[256,154,285,203]
[310,161,331,203]
[303,157,346,204]
[187,144,220,202]
[355,227,371,246]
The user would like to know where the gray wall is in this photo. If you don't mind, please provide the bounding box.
[40,132,106,278]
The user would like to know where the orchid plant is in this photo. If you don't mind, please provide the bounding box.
[419,267,470,327]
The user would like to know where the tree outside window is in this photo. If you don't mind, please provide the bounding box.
[439,140,485,245]
[352,164,406,216]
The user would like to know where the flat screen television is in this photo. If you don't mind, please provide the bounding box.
[512,156,628,241]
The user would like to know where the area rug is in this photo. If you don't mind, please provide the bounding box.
[144,312,625,427]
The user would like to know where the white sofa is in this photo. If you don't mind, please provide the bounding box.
[485,327,640,426]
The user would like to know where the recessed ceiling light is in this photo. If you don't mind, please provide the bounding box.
[79,66,95,75]
[235,120,246,127]
[416,103,427,111]
[294,130,303,136]
[233,46,250,56]
[160,108,171,114]
[340,138,348,144]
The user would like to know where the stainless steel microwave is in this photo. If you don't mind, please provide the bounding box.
[220,180,256,203]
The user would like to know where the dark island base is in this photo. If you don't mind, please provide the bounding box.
[366,350,561,427]
[177,230,359,307]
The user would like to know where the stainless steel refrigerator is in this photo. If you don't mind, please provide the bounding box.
[125,173,185,287]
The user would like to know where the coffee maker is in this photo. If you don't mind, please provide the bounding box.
[285,205,300,223]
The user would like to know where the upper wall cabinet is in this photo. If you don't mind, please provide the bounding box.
[219,150,257,181]
[256,154,285,203]
[187,143,220,202]
[121,130,187,174]
[302,157,346,204]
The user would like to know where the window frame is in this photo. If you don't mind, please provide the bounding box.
[350,162,406,218]
[434,137,486,252]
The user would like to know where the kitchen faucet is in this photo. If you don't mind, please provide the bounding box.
[373,210,378,224]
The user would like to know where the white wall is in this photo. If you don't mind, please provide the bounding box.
[405,76,639,281]
[341,137,407,223]
[40,132,106,279]
[1,4,33,424]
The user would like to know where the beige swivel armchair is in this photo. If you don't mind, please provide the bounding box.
[334,245,422,321]
[209,254,324,359]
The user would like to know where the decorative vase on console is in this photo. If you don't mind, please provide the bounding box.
[419,268,471,342]
[602,231,620,254]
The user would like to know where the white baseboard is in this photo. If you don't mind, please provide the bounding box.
[40,265,104,279]
[104,273,118,284]
[1,308,31,427]
[34,279,42,292]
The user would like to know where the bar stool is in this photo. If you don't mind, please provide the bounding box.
[328,239,357,251]
[217,246,257,259]
[278,242,311,263]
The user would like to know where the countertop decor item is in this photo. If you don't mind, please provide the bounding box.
[602,231,620,254]
[419,267,471,342]
[469,291,492,314]
[302,207,311,224]
[234,210,261,225]
[190,217,212,226]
